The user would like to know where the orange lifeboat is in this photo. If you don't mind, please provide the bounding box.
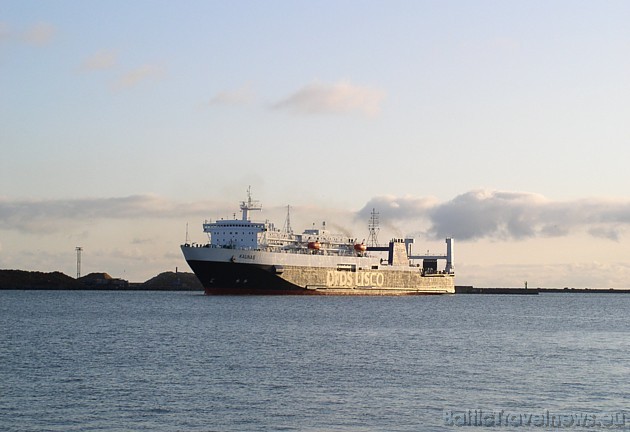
[307,241,321,250]
[354,243,367,252]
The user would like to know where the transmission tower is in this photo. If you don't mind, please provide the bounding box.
[75,247,83,279]
[367,208,380,247]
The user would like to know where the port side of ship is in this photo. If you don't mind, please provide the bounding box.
[181,189,455,295]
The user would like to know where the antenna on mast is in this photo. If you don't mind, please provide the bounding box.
[283,205,293,234]
[367,209,380,247]
[240,186,262,221]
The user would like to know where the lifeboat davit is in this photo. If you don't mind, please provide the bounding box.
[354,243,367,252]
[307,241,321,250]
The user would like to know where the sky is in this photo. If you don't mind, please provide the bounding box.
[1,1,630,287]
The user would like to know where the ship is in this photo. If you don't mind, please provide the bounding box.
[181,189,455,295]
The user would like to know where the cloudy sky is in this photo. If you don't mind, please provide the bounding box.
[2,1,630,287]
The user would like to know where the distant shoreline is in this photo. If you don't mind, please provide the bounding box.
[2,270,630,293]
[455,286,630,294]
[0,269,203,291]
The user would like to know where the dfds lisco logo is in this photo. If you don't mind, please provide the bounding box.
[325,271,384,287]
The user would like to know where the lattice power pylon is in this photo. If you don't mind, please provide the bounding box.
[75,247,83,279]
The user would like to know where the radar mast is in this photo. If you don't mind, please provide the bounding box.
[283,205,293,234]
[240,186,262,221]
[367,208,380,247]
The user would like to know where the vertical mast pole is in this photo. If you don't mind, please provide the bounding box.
[75,246,83,279]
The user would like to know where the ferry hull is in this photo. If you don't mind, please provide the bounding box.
[185,259,455,296]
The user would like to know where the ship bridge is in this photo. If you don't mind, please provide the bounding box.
[203,219,266,249]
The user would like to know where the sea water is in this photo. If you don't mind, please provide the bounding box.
[1,291,630,431]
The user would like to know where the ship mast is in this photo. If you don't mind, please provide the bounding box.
[282,205,293,234]
[240,186,262,221]
[367,208,380,247]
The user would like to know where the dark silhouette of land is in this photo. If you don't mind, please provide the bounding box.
[0,270,203,291]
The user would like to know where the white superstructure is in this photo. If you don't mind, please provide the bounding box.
[201,187,361,257]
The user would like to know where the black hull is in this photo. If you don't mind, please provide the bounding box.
[186,260,308,294]
[185,259,452,296]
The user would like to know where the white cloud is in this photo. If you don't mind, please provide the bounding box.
[357,195,439,221]
[209,84,254,106]
[272,81,386,116]
[81,50,118,71]
[113,64,163,90]
[132,237,155,245]
[0,195,216,234]
[0,22,10,43]
[4,190,630,243]
[358,189,630,241]
[22,22,56,46]
[587,227,621,241]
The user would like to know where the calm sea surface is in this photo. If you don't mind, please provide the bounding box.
[1,291,630,431]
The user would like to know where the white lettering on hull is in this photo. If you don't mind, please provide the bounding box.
[325,271,385,288]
